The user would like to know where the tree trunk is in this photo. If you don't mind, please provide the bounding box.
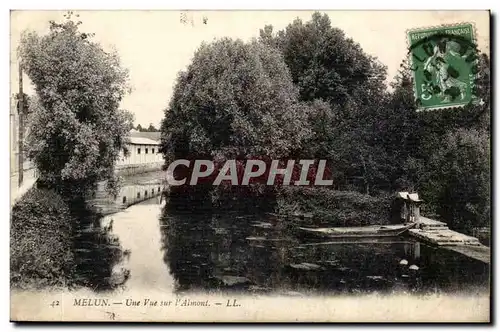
[360,153,370,195]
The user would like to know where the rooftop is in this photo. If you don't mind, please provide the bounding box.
[128,136,160,145]
[129,131,161,141]
[397,191,422,202]
[127,130,161,145]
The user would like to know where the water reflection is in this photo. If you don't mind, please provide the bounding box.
[81,194,489,295]
[71,201,130,291]
[159,209,489,295]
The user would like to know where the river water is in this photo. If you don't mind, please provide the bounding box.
[93,197,489,296]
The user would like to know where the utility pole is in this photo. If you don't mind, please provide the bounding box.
[18,63,24,187]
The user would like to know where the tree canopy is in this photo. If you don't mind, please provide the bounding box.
[259,12,387,106]
[19,15,133,193]
[259,13,392,193]
[160,38,311,162]
[159,11,490,233]
[135,123,158,132]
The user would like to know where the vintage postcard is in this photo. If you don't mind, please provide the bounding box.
[9,10,491,323]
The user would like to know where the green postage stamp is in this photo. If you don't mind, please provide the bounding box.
[407,23,479,110]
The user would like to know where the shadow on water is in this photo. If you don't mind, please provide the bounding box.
[159,206,489,296]
[69,196,130,292]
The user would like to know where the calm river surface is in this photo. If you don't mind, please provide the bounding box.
[98,197,489,296]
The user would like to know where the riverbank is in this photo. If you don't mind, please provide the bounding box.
[11,196,490,322]
[168,185,394,227]
[10,186,129,290]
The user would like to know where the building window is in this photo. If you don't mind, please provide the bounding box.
[145,190,148,197]
[122,196,127,204]
[152,148,155,154]
[145,148,149,154]
[137,192,140,199]
[158,186,161,193]
[151,189,154,195]
[137,148,141,154]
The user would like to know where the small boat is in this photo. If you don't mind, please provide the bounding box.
[297,223,416,239]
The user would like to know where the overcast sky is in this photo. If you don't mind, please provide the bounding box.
[10,10,490,128]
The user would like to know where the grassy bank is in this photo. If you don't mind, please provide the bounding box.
[166,185,393,227]
[10,185,129,290]
[275,187,393,227]
[10,187,76,289]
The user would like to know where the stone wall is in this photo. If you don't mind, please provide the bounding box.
[116,162,163,176]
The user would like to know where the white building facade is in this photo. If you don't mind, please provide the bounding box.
[116,136,164,176]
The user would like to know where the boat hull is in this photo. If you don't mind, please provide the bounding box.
[297,223,415,239]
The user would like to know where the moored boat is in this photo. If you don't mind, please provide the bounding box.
[297,223,416,239]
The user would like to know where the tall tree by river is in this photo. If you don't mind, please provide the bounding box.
[160,38,311,161]
[259,13,392,193]
[159,38,313,209]
[18,13,134,196]
[12,13,132,289]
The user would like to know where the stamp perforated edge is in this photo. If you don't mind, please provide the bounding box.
[405,22,479,112]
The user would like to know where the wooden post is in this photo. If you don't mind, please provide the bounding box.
[405,195,412,224]
[414,202,421,228]
[18,63,24,187]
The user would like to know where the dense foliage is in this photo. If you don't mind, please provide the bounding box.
[276,187,392,227]
[12,14,132,290]
[160,37,316,207]
[18,15,133,194]
[260,13,392,194]
[387,57,491,234]
[159,12,490,234]
[11,188,75,289]
[160,38,311,161]
[11,187,130,290]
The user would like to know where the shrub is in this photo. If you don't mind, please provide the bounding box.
[275,187,392,227]
[10,187,76,289]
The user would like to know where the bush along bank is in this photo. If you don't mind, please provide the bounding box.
[10,187,76,289]
[275,187,393,227]
[10,185,129,290]
[165,183,393,227]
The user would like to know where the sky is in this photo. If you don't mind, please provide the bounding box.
[10,10,490,128]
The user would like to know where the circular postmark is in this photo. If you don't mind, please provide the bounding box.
[406,23,480,110]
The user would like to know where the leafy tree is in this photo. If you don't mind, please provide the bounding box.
[259,13,392,193]
[147,123,158,132]
[160,38,314,208]
[160,38,311,162]
[259,12,386,107]
[18,14,133,195]
[136,124,143,131]
[421,128,490,233]
[388,54,491,233]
